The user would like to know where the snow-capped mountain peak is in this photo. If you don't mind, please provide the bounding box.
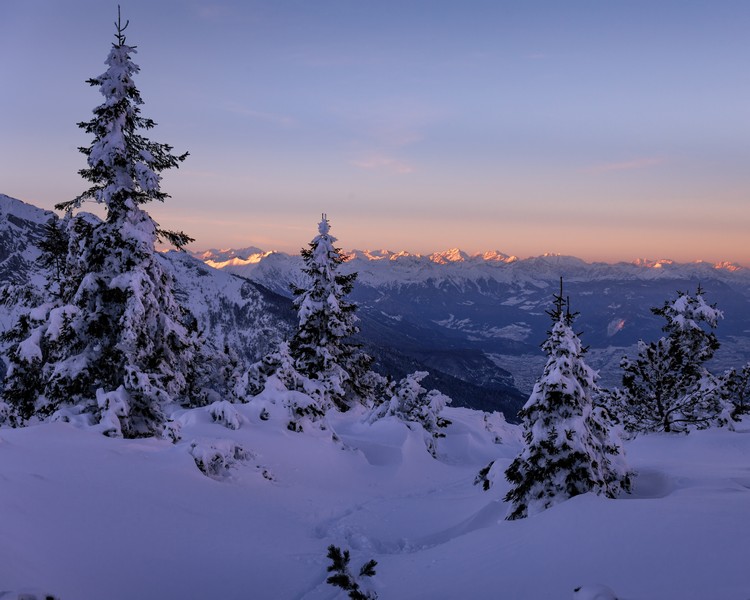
[475,250,518,263]
[429,248,470,264]
[204,250,278,270]
[196,246,264,263]
[632,257,744,273]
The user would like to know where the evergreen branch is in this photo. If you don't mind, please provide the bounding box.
[156,228,195,251]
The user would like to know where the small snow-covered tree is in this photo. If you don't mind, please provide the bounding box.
[2,11,207,437]
[719,363,750,422]
[289,215,374,411]
[245,341,328,431]
[505,282,631,520]
[368,371,451,456]
[607,288,723,433]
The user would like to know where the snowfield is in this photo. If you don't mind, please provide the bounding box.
[1,403,748,600]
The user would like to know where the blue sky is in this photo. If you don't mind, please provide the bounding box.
[1,1,749,263]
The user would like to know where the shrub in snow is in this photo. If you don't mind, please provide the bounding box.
[607,288,724,433]
[718,363,750,423]
[325,544,378,600]
[505,282,632,520]
[163,419,182,443]
[208,400,243,430]
[1,11,230,437]
[483,411,505,444]
[368,371,452,457]
[474,460,497,491]
[96,386,131,438]
[189,439,248,479]
[245,343,328,431]
[289,215,376,412]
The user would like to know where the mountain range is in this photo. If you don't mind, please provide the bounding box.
[3,193,749,421]
[193,241,750,394]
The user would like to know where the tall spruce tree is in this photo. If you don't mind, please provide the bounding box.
[289,215,374,411]
[607,288,723,433]
[2,10,203,437]
[504,281,631,520]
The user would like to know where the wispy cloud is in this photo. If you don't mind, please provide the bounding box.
[222,103,295,128]
[193,3,234,20]
[585,157,665,174]
[350,154,414,174]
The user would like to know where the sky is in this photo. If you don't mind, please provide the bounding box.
[1,1,749,264]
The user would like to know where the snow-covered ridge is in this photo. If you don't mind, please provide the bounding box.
[0,193,55,225]
[195,243,745,272]
[193,243,749,293]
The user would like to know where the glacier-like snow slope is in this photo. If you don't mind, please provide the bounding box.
[0,401,748,599]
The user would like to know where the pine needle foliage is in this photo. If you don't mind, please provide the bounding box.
[325,545,378,600]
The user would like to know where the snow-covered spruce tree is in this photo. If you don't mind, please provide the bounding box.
[368,371,451,457]
[289,215,375,411]
[504,281,631,520]
[607,288,723,433]
[2,12,204,437]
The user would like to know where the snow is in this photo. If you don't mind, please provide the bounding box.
[0,403,748,599]
[0,194,55,225]
[199,245,750,296]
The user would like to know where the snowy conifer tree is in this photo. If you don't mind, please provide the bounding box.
[367,371,451,456]
[245,341,328,431]
[505,282,631,520]
[719,363,750,423]
[607,288,723,433]
[289,215,374,411]
[2,11,205,437]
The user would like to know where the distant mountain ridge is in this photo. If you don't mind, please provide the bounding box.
[197,242,750,396]
[198,244,746,270]
[196,246,748,294]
